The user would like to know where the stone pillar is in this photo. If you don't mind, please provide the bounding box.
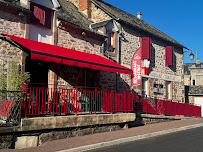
[22,0,29,75]
[170,82,173,100]
[147,78,150,97]
[49,11,58,88]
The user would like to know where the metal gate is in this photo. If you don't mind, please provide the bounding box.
[0,91,23,126]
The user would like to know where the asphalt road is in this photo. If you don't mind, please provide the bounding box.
[89,126,203,152]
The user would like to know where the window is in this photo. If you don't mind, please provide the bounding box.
[106,31,117,55]
[193,80,196,85]
[107,31,114,50]
[29,3,53,44]
[166,81,171,99]
[142,78,148,97]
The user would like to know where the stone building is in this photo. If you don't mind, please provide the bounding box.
[184,58,203,86]
[0,0,132,91]
[184,59,203,112]
[69,0,187,102]
[0,0,187,103]
[184,85,203,117]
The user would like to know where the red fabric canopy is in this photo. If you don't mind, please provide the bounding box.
[2,33,133,75]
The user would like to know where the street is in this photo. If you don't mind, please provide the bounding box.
[89,126,203,152]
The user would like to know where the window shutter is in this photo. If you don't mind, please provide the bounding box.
[34,6,45,25]
[30,3,52,29]
[112,32,117,54]
[113,32,116,49]
[142,37,151,59]
[166,46,174,66]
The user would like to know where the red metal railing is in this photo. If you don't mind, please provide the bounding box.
[138,98,201,117]
[20,82,201,118]
[21,83,134,117]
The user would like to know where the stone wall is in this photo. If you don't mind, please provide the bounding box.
[149,39,184,102]
[38,124,121,146]
[0,135,13,149]
[0,124,122,149]
[0,9,26,80]
[190,68,203,85]
[0,41,23,73]
[118,24,184,102]
[150,39,184,77]
[119,26,141,92]
[0,10,25,37]
[97,71,117,89]
[184,76,190,85]
[189,96,194,104]
[0,113,135,149]
[57,27,102,55]
[90,2,111,22]
[56,26,103,88]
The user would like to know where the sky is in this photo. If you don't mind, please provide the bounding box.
[104,0,203,63]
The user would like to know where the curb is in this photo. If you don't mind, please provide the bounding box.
[57,123,203,152]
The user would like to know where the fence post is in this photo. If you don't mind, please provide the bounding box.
[131,91,133,112]
[52,86,55,117]
[21,82,24,92]
[124,91,127,113]
[25,83,28,94]
[156,99,158,115]
[76,88,78,116]
[95,88,97,115]
[111,90,113,114]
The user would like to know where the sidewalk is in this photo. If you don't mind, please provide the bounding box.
[1,118,203,152]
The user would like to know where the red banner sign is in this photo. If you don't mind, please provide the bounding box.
[132,48,142,86]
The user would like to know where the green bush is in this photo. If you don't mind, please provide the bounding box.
[0,61,30,91]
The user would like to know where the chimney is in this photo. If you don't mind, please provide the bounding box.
[196,58,200,65]
[79,0,91,19]
[137,11,142,20]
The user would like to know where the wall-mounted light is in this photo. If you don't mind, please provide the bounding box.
[184,49,195,61]
[18,12,25,17]
[189,52,194,60]
[82,32,86,37]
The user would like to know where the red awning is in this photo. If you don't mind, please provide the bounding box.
[2,33,133,75]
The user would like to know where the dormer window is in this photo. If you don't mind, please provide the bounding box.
[90,19,119,57]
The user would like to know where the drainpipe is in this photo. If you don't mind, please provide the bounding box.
[116,23,122,90]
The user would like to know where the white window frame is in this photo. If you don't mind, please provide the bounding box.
[166,81,171,99]
[142,78,148,97]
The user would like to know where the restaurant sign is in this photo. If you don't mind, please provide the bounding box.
[132,48,142,86]
[149,72,182,82]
